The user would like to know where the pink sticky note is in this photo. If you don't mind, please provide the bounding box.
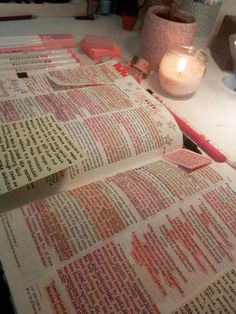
[164,149,212,170]
[84,34,114,50]
[80,39,120,61]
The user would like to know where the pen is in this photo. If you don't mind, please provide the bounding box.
[0,59,77,72]
[0,49,70,58]
[0,53,75,63]
[0,42,43,49]
[0,15,36,22]
[183,134,202,154]
[74,16,95,20]
[0,63,76,76]
[146,89,226,163]
[0,35,42,40]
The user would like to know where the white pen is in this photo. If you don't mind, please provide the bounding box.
[0,42,44,48]
[0,48,71,58]
[0,38,42,43]
[0,35,42,40]
[0,59,77,71]
[0,53,75,63]
[0,63,77,76]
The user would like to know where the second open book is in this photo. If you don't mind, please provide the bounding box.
[0,61,236,313]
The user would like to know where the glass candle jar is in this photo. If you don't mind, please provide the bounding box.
[159,45,208,97]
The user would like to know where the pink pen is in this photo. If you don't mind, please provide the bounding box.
[169,111,226,162]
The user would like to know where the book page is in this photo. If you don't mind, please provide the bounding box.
[174,268,236,313]
[0,66,79,101]
[0,159,236,313]
[0,115,84,194]
[0,61,123,102]
[0,76,183,210]
[47,60,125,86]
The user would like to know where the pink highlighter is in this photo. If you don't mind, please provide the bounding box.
[169,111,226,163]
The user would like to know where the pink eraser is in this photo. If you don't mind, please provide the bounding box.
[84,34,114,50]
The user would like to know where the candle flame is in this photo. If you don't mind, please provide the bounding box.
[177,57,187,74]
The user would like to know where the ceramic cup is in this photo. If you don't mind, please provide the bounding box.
[139,5,197,71]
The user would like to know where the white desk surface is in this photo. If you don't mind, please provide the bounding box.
[0,14,235,166]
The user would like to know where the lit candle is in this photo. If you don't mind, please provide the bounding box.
[159,45,207,97]
[177,57,187,74]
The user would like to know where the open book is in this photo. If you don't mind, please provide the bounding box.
[0,62,236,314]
[0,61,182,209]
